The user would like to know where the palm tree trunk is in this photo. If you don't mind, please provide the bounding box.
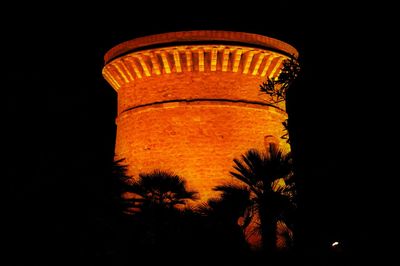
[259,204,277,255]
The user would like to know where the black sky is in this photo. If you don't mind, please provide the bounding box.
[4,2,397,264]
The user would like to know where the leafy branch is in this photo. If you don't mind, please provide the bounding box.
[260,56,301,105]
[281,119,290,143]
[260,56,301,143]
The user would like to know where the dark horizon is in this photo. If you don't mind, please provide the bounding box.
[4,2,396,265]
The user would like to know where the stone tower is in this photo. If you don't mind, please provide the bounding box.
[102,31,298,202]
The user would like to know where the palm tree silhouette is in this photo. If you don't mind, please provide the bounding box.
[196,184,252,260]
[120,170,199,256]
[230,143,295,254]
[199,184,253,231]
[124,170,198,212]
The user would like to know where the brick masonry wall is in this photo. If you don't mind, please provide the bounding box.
[115,87,289,201]
[117,71,285,115]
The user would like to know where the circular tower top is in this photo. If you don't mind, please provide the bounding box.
[104,30,298,64]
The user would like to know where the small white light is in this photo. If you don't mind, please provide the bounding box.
[332,241,339,247]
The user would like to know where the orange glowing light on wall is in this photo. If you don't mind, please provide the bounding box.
[102,31,298,203]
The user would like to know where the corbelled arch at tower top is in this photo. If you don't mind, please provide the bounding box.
[102,30,298,201]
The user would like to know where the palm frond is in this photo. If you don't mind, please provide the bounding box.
[124,169,198,212]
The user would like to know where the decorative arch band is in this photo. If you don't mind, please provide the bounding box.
[102,45,289,91]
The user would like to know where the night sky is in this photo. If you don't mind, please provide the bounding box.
[4,2,396,264]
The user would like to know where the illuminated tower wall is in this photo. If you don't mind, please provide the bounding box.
[102,31,298,202]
